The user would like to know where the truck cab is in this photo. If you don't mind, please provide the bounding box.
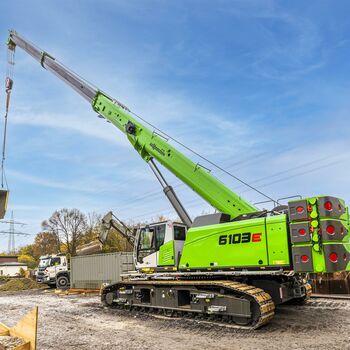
[36,255,51,283]
[135,220,187,271]
[38,254,70,289]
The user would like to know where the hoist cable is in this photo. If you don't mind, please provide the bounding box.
[129,110,276,204]
[1,45,15,189]
[1,110,8,188]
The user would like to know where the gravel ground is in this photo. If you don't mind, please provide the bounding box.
[0,290,349,350]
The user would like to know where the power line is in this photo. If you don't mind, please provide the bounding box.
[231,155,338,192]
[107,149,289,213]
[105,142,305,215]
[123,156,346,221]
[0,211,29,253]
[240,158,345,195]
[114,154,340,216]
[129,110,276,203]
[98,151,265,215]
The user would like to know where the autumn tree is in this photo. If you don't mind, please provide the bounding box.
[42,208,88,256]
[33,231,60,258]
[18,254,36,269]
[101,228,133,253]
[17,244,37,268]
[18,244,36,259]
[80,212,101,245]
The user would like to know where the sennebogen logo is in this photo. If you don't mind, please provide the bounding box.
[150,143,165,156]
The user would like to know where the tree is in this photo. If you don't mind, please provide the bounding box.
[80,212,101,245]
[33,231,60,258]
[157,215,168,222]
[101,228,133,253]
[18,244,36,259]
[42,208,88,256]
[18,254,36,269]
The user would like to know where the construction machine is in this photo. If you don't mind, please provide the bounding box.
[36,212,134,288]
[76,211,136,256]
[7,31,350,328]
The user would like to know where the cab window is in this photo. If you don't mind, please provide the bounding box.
[50,257,61,266]
[174,225,186,240]
[139,228,154,250]
[138,224,166,251]
[154,224,166,250]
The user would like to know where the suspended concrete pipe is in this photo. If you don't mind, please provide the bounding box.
[0,189,9,219]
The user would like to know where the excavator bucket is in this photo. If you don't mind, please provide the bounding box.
[0,189,9,219]
[76,240,102,256]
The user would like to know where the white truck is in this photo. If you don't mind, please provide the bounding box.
[36,211,135,289]
[37,254,70,289]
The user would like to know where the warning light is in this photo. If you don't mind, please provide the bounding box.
[324,201,333,211]
[301,255,309,263]
[329,253,338,263]
[298,228,306,235]
[326,225,335,235]
[296,206,304,214]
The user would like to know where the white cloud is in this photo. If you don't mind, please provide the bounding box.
[10,107,130,147]
[6,168,133,194]
[2,1,350,253]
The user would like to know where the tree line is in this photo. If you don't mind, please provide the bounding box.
[2,208,134,268]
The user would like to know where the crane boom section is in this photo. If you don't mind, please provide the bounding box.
[8,31,257,218]
[8,31,97,102]
[93,92,256,217]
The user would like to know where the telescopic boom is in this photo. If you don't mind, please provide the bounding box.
[8,31,257,220]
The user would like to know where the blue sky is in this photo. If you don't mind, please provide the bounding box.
[0,1,349,252]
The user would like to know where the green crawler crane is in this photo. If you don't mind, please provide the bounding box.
[7,31,350,329]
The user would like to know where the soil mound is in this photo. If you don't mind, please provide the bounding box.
[0,278,45,292]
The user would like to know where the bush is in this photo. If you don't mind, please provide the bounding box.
[18,254,36,269]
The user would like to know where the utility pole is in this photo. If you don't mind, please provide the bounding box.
[0,211,29,254]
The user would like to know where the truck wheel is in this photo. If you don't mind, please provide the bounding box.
[57,275,69,289]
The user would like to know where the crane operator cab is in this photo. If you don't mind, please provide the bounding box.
[134,221,187,271]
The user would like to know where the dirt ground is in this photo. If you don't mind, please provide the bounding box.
[0,290,349,350]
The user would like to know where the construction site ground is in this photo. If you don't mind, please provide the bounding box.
[0,290,349,350]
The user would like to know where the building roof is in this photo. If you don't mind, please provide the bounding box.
[0,255,19,263]
[0,262,27,267]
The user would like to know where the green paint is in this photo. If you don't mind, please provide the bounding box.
[158,240,175,266]
[179,216,290,270]
[91,92,257,219]
[265,215,290,266]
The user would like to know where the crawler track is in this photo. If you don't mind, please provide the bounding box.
[102,280,275,329]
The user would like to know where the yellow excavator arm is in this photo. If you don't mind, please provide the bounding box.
[76,211,135,256]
